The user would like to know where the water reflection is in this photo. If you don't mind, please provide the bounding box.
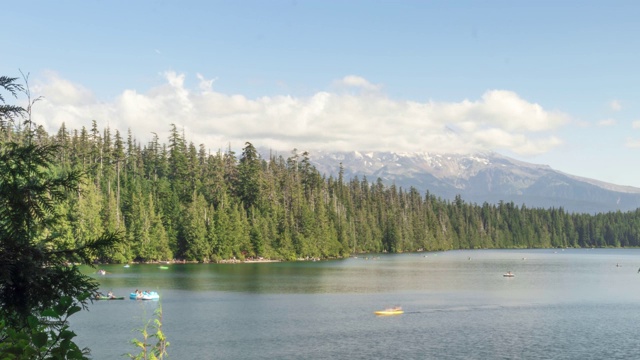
[89,248,640,302]
[76,249,640,360]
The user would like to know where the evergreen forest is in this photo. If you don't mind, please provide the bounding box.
[4,117,640,264]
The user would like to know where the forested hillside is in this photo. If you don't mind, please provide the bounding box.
[3,120,640,263]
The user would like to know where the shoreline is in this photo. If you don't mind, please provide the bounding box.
[218,258,281,264]
[96,258,283,266]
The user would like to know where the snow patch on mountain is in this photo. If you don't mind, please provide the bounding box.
[302,149,640,213]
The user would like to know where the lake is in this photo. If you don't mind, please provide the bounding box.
[72,249,640,359]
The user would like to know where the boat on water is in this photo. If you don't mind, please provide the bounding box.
[130,291,160,300]
[96,296,125,300]
[96,291,123,300]
[503,271,515,277]
[374,307,404,316]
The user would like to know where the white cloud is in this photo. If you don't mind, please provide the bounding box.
[30,72,570,156]
[625,138,640,148]
[33,72,94,106]
[335,75,382,92]
[632,120,640,129]
[598,118,616,127]
[610,100,622,111]
[431,90,568,133]
[196,73,216,93]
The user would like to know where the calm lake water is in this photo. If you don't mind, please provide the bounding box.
[72,249,640,359]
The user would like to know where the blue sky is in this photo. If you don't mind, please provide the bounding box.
[3,1,640,187]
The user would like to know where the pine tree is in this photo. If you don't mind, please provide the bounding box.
[237,142,263,210]
[0,76,24,140]
[182,193,209,261]
[0,75,122,331]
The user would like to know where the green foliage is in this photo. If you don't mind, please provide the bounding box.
[182,193,209,261]
[0,75,123,357]
[237,142,263,210]
[128,304,169,360]
[0,295,90,360]
[0,76,25,135]
[45,121,640,259]
[0,138,122,325]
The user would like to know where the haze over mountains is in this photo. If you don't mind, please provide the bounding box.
[302,150,640,214]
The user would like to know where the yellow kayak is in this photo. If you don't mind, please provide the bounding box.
[374,307,404,316]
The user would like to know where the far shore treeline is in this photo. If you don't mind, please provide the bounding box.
[3,120,640,263]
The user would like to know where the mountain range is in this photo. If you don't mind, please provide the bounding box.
[302,150,640,214]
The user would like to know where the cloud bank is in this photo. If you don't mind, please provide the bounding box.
[30,72,569,156]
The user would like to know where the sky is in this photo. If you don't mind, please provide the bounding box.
[2,0,640,187]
